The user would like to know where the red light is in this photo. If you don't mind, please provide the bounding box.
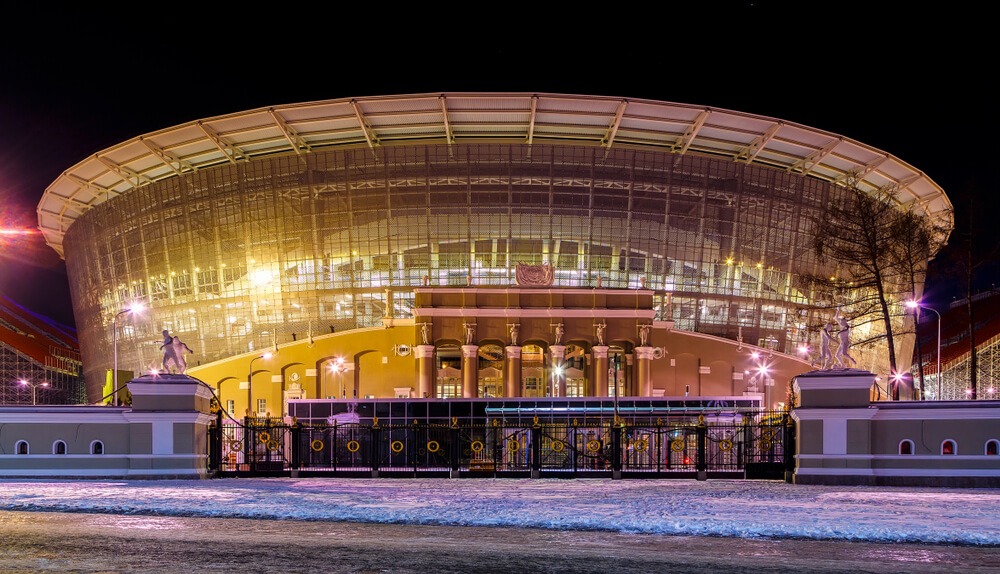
[683,457,691,465]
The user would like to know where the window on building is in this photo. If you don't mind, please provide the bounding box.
[91,441,104,455]
[226,399,235,415]
[257,399,267,416]
[15,440,28,455]
[986,439,999,456]
[941,440,956,455]
[898,440,914,455]
[53,441,67,455]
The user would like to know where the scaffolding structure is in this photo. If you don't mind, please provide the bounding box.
[0,341,84,405]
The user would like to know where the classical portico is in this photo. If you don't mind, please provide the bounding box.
[412,284,661,399]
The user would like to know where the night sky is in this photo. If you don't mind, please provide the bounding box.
[1,5,995,329]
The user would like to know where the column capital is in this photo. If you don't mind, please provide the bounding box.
[461,345,479,359]
[414,345,436,359]
[592,345,609,359]
[635,346,657,360]
[549,345,566,360]
[505,346,522,359]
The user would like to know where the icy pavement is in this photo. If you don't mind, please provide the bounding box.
[1,478,997,546]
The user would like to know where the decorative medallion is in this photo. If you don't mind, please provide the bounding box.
[514,262,554,287]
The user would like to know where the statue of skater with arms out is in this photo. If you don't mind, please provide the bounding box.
[834,315,857,369]
[160,330,194,374]
[818,322,834,370]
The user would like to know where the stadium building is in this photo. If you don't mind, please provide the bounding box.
[36,93,953,414]
[0,293,82,404]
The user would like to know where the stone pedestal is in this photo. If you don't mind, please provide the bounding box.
[791,369,877,485]
[125,374,216,478]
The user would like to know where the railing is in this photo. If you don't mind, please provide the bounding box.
[209,412,794,479]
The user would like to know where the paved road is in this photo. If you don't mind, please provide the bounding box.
[1,510,998,574]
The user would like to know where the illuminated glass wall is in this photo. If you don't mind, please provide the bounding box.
[64,143,872,399]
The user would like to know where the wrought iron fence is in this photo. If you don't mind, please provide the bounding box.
[209,411,793,480]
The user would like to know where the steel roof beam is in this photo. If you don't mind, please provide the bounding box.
[93,155,154,187]
[671,109,710,154]
[269,108,311,155]
[196,121,246,165]
[138,137,196,177]
[351,99,381,156]
[736,122,782,163]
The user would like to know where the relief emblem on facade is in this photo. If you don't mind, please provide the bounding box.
[514,263,554,287]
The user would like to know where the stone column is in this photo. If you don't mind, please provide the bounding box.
[415,345,436,399]
[505,346,522,398]
[461,345,479,398]
[550,345,566,397]
[592,345,609,397]
[635,347,655,397]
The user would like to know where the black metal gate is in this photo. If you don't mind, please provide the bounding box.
[209,411,793,480]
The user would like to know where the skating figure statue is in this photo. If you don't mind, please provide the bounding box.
[834,315,857,369]
[818,322,834,370]
[160,330,194,374]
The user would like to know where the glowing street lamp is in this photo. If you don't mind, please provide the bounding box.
[552,365,564,398]
[329,357,346,398]
[112,303,144,406]
[248,352,274,417]
[906,300,941,400]
[19,379,49,405]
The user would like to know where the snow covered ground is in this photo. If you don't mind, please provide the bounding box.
[0,478,997,546]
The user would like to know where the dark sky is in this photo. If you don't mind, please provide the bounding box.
[1,5,995,329]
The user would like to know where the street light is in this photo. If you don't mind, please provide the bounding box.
[112,303,144,406]
[248,352,274,417]
[329,357,346,398]
[19,379,49,405]
[906,300,942,400]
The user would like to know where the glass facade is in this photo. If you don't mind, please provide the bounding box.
[65,143,892,400]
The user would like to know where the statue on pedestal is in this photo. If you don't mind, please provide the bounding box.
[835,315,857,368]
[595,322,606,346]
[160,330,194,374]
[509,323,520,346]
[818,322,834,370]
[639,324,651,347]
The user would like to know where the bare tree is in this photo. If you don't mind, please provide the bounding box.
[890,204,950,398]
[807,176,943,399]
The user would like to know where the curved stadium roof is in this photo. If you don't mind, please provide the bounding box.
[37,92,953,258]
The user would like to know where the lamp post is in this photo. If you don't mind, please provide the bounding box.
[248,352,273,417]
[19,379,49,405]
[906,301,942,400]
[330,357,346,398]
[112,303,144,406]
